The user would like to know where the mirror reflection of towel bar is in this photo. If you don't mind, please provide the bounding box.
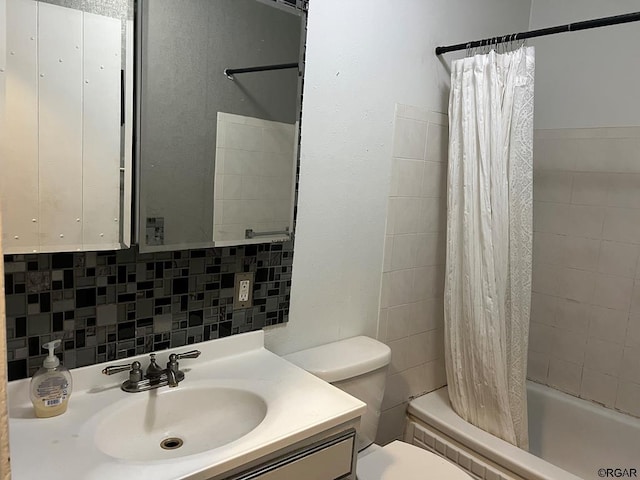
[245,228,290,239]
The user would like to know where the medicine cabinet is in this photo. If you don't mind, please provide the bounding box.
[1,0,303,255]
[0,0,134,254]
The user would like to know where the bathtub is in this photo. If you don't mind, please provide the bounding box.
[405,381,640,480]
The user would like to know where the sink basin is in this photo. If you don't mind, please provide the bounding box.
[94,386,267,461]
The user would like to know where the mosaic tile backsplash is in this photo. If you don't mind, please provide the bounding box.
[4,243,293,380]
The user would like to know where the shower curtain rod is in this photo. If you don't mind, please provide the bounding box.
[435,11,640,55]
[224,62,299,80]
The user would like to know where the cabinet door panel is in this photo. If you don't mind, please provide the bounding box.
[37,2,83,251]
[82,12,121,250]
[2,0,131,253]
[3,0,39,253]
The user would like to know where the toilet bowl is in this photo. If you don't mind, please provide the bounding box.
[284,336,472,480]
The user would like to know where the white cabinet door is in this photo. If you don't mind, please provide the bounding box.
[2,0,39,253]
[37,2,84,251]
[1,0,130,254]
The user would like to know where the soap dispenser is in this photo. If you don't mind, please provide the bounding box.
[30,340,73,418]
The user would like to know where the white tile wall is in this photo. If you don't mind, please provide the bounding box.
[580,369,618,408]
[548,358,582,396]
[376,105,448,445]
[616,381,640,417]
[213,112,295,243]
[529,127,640,418]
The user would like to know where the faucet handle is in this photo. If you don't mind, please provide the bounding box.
[102,361,141,376]
[174,350,201,360]
[167,350,201,371]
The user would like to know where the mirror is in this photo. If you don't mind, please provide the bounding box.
[137,0,305,252]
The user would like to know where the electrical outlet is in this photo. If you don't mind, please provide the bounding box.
[234,272,254,309]
[239,280,250,301]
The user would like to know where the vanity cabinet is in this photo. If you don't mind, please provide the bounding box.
[232,430,356,480]
[211,425,359,480]
[0,0,133,254]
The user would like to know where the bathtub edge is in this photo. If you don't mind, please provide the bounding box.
[407,386,582,480]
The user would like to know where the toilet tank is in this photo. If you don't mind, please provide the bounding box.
[283,336,391,451]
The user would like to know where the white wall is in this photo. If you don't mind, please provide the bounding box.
[265,0,532,355]
[529,0,640,129]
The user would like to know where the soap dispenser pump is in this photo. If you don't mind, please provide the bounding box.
[29,339,73,418]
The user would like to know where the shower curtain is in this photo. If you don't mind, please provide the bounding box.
[444,46,535,449]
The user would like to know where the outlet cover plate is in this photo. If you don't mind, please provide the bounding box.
[234,272,254,309]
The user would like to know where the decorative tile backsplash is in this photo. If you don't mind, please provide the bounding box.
[4,243,293,380]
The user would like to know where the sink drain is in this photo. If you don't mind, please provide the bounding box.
[160,437,184,450]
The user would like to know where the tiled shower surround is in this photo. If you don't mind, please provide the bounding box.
[529,126,640,418]
[4,243,293,381]
[376,104,448,444]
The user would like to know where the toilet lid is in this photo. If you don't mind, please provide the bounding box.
[356,441,473,480]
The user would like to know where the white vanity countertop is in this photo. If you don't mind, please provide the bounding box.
[7,331,366,480]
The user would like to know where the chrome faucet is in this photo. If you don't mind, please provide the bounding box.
[102,350,201,393]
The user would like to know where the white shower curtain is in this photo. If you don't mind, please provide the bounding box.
[444,46,535,449]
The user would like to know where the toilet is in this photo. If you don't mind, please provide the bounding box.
[284,336,472,480]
